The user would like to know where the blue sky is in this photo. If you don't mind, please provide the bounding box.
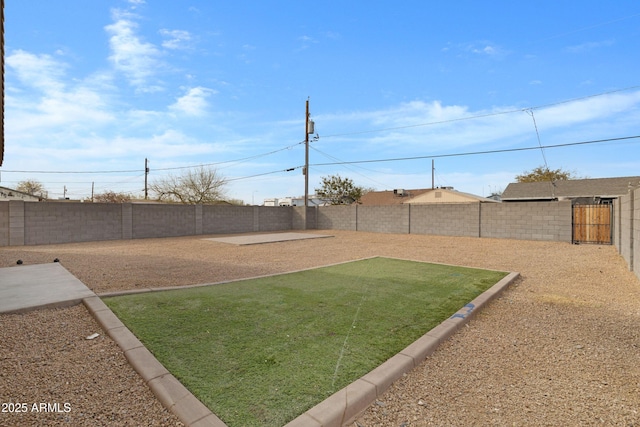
[3,1,640,203]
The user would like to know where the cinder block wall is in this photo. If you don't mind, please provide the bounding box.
[258,206,294,231]
[24,202,123,245]
[202,205,255,234]
[292,207,317,230]
[0,199,609,248]
[357,205,410,234]
[613,198,621,252]
[634,188,639,278]
[312,202,572,242]
[132,204,196,239]
[480,201,572,242]
[620,192,633,269]
[316,205,357,230]
[410,204,480,237]
[0,201,9,246]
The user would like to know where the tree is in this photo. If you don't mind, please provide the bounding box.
[16,180,47,198]
[92,191,132,203]
[315,174,367,205]
[150,166,227,204]
[515,166,579,183]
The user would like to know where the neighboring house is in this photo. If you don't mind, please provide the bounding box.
[291,196,330,207]
[408,188,498,204]
[501,176,640,204]
[359,188,432,205]
[359,187,496,205]
[0,186,41,201]
[264,196,329,207]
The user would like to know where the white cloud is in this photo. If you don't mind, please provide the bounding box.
[169,87,216,116]
[5,50,115,135]
[470,43,507,58]
[566,39,614,53]
[160,29,193,50]
[105,9,163,91]
[444,41,509,59]
[296,35,318,52]
[535,90,640,128]
[316,90,640,155]
[6,50,67,93]
[324,31,341,40]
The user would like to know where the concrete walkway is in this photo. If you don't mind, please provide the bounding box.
[0,263,96,314]
[203,232,333,245]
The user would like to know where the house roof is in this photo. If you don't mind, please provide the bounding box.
[359,189,432,205]
[408,188,498,204]
[502,176,640,201]
[0,186,41,201]
[359,188,496,205]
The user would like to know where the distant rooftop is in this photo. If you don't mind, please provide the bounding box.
[502,176,640,201]
[359,189,432,205]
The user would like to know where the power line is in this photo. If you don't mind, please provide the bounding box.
[0,141,305,174]
[224,166,302,183]
[309,145,391,189]
[16,135,638,190]
[525,109,549,170]
[152,141,304,172]
[309,135,640,167]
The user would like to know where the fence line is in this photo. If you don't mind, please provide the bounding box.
[0,197,637,280]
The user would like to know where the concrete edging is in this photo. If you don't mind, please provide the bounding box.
[82,296,225,427]
[85,268,519,427]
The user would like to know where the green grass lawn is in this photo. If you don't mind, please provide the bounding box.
[104,257,507,427]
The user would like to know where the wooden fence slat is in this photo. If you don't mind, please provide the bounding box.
[572,204,612,244]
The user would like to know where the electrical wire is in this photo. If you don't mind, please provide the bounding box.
[309,145,391,189]
[13,135,638,193]
[224,166,302,183]
[0,141,305,174]
[309,135,640,167]
[151,141,305,172]
[526,109,549,170]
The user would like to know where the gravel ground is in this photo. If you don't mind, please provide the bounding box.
[1,230,639,426]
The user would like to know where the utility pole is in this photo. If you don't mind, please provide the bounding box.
[304,99,310,229]
[431,159,435,189]
[144,158,149,200]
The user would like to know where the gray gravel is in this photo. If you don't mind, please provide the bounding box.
[0,305,183,427]
[1,230,639,426]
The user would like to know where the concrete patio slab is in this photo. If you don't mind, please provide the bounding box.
[203,232,333,245]
[0,263,96,314]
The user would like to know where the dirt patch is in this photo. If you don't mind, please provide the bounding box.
[1,230,639,426]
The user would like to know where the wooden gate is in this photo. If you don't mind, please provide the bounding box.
[572,204,612,244]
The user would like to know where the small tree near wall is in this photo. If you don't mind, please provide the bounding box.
[515,166,580,182]
[315,174,367,205]
[150,166,228,204]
